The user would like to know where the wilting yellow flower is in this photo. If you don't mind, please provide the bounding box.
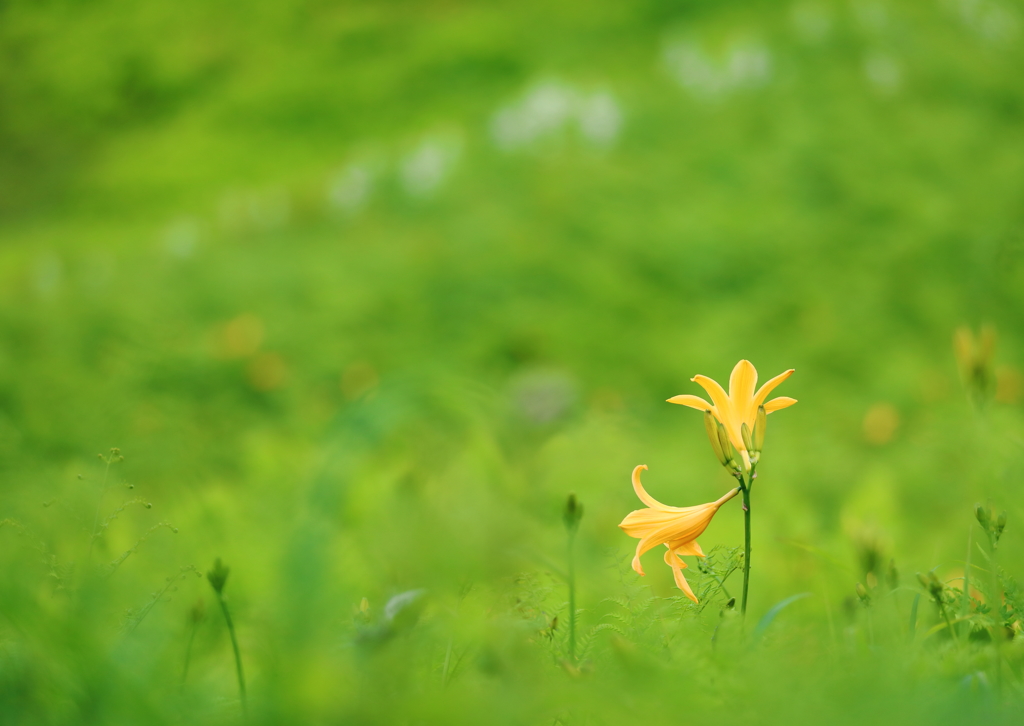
[953,325,996,381]
[954,325,996,403]
[619,465,738,603]
[667,359,796,464]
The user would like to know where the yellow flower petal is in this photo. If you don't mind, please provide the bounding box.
[620,466,739,600]
[729,359,758,412]
[763,396,798,413]
[629,464,660,509]
[670,539,704,557]
[673,362,796,463]
[665,547,698,603]
[626,464,687,513]
[691,374,736,432]
[752,369,795,412]
[632,514,707,563]
[619,507,688,537]
[631,550,647,577]
[666,394,714,413]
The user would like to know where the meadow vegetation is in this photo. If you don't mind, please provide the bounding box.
[3,0,1024,723]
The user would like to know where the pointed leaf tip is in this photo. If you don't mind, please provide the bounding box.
[751,592,812,643]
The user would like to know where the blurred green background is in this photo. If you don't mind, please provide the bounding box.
[3,0,1024,723]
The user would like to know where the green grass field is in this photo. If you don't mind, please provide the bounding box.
[3,1,1024,723]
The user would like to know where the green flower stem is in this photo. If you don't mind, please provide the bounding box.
[567,529,577,662]
[215,591,247,716]
[741,476,752,618]
[939,600,959,644]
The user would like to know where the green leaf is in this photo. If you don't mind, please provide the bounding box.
[752,592,811,642]
[923,614,981,640]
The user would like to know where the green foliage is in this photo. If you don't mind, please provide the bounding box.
[4,0,1024,723]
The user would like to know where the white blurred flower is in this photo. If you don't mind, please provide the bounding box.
[509,369,577,425]
[400,135,461,197]
[328,164,373,214]
[162,217,200,258]
[577,92,623,147]
[492,81,576,149]
[32,253,62,297]
[491,81,624,150]
[949,0,1018,43]
[863,53,901,93]
[663,40,772,100]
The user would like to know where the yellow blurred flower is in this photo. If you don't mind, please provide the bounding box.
[954,325,996,403]
[996,365,1023,404]
[619,465,738,603]
[862,402,899,445]
[954,325,995,379]
[667,359,796,465]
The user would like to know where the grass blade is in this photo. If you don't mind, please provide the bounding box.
[752,592,811,643]
[908,592,920,642]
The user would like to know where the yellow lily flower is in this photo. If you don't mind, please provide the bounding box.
[667,359,796,464]
[619,465,739,603]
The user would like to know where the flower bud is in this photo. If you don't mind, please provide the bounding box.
[917,571,944,604]
[753,406,766,452]
[955,325,998,404]
[742,420,760,467]
[994,510,1007,545]
[740,422,754,455]
[704,410,727,466]
[855,582,871,605]
[886,558,899,591]
[207,558,230,595]
[563,493,584,533]
[716,420,740,473]
[975,503,991,530]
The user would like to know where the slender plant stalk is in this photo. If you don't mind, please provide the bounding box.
[962,528,972,619]
[215,592,247,716]
[938,600,959,644]
[984,537,1003,693]
[562,493,583,661]
[568,529,577,662]
[180,620,199,691]
[441,637,454,687]
[740,474,752,618]
[442,584,470,687]
[86,454,114,562]
[991,565,1003,695]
